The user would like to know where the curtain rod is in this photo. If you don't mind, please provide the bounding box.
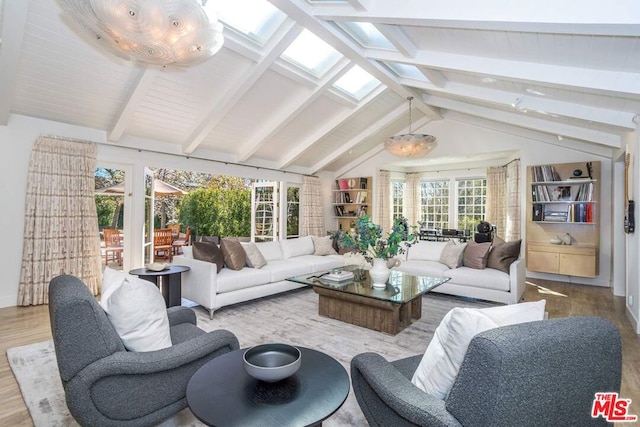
[42,134,318,178]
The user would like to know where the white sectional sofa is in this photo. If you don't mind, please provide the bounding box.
[394,240,526,305]
[173,237,344,318]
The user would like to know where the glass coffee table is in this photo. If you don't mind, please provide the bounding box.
[287,266,450,335]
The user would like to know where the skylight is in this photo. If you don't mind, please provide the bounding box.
[216,0,287,45]
[333,65,381,100]
[335,22,395,50]
[384,62,427,81]
[281,29,343,77]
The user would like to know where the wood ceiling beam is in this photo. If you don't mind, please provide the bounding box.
[267,0,442,121]
[182,21,303,154]
[368,49,640,99]
[426,95,622,148]
[237,58,352,163]
[310,103,410,173]
[107,67,160,142]
[0,0,29,125]
[406,80,637,130]
[277,85,388,169]
[310,1,640,36]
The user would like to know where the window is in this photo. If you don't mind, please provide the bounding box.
[391,181,405,220]
[332,65,381,100]
[216,0,287,46]
[281,29,343,77]
[456,178,487,232]
[419,180,450,230]
[285,184,300,238]
[335,22,395,50]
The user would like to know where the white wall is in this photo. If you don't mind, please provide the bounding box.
[0,114,626,310]
[0,114,304,308]
[340,118,615,287]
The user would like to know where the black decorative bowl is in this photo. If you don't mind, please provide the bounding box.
[243,343,301,382]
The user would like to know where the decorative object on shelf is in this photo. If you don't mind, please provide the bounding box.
[550,235,562,245]
[572,169,583,177]
[384,97,437,158]
[57,0,225,66]
[563,233,572,245]
[369,258,390,289]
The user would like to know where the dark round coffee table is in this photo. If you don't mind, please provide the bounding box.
[129,265,189,308]
[186,346,350,427]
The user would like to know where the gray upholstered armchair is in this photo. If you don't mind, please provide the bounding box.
[351,317,621,427]
[48,274,240,427]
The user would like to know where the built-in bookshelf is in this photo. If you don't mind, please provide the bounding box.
[526,162,600,278]
[333,177,371,232]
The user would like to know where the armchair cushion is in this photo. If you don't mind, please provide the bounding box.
[412,300,546,399]
[102,276,172,352]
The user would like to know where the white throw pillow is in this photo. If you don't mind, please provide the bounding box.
[280,236,315,259]
[406,241,450,261]
[411,300,546,399]
[102,276,172,352]
[311,235,338,256]
[100,267,133,309]
[241,242,268,268]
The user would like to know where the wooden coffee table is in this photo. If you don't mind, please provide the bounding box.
[186,346,349,427]
[287,266,449,335]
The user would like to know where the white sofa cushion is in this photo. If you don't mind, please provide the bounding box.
[280,236,315,259]
[411,300,546,399]
[216,267,272,293]
[395,260,450,277]
[406,241,450,261]
[293,254,345,272]
[102,276,172,352]
[444,266,510,291]
[262,260,315,282]
[255,241,283,261]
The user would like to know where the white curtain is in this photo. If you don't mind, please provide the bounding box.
[505,159,521,241]
[18,136,102,305]
[486,166,507,239]
[301,176,325,236]
[375,171,391,233]
[405,173,421,226]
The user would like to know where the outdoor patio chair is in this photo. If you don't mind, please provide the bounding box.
[172,227,191,255]
[103,228,123,265]
[154,228,174,261]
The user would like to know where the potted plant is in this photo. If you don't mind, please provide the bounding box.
[341,215,417,288]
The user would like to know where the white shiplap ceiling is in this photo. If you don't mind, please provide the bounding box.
[1,0,639,174]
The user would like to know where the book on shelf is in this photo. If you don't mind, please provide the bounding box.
[359,177,367,189]
[544,210,568,222]
[531,165,562,182]
[532,204,544,221]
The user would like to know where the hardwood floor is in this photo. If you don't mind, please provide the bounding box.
[1,279,639,426]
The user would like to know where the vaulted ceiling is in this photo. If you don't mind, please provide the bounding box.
[1,0,639,175]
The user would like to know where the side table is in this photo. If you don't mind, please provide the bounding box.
[129,265,190,308]
[187,346,350,426]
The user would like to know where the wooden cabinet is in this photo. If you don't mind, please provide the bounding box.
[333,177,371,232]
[527,243,597,278]
[526,162,599,278]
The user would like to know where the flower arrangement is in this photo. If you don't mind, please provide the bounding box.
[341,215,417,260]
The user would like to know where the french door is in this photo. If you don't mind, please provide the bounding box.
[251,181,301,242]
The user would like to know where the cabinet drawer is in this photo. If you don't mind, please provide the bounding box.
[559,254,597,278]
[527,251,559,274]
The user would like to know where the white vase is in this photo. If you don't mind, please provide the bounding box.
[369,258,390,289]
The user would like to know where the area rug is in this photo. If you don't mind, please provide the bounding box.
[8,289,494,426]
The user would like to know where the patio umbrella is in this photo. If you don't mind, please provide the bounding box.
[96,179,187,196]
